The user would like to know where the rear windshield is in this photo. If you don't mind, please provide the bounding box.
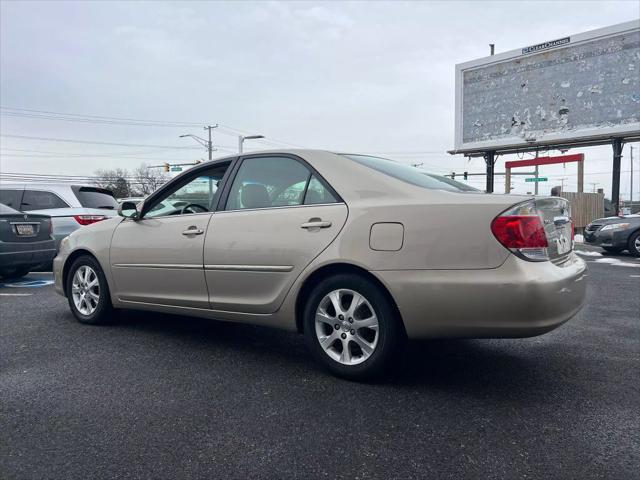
[342,154,479,192]
[72,186,118,210]
[0,203,20,214]
[423,173,480,192]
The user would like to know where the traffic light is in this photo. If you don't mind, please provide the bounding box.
[163,162,170,173]
[451,172,456,179]
[463,171,468,180]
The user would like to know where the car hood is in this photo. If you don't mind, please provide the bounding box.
[590,215,640,226]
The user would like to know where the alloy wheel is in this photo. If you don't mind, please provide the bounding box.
[314,288,379,365]
[71,265,100,316]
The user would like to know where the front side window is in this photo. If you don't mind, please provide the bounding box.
[145,163,229,218]
[20,190,69,210]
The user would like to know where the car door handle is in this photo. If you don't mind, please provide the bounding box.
[182,227,204,236]
[300,220,332,229]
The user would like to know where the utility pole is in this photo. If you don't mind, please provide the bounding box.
[534,150,539,195]
[204,125,217,161]
[631,145,634,210]
[612,138,623,215]
[179,124,218,161]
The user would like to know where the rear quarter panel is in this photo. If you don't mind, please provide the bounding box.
[335,193,515,271]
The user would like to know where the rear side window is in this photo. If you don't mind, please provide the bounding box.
[304,175,338,204]
[0,189,23,209]
[72,186,118,210]
[225,157,310,210]
[225,157,339,210]
[21,190,69,210]
[343,154,474,192]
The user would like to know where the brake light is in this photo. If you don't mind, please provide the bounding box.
[73,215,107,226]
[491,216,548,248]
[491,202,549,262]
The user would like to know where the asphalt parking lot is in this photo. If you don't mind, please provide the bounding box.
[1,248,639,479]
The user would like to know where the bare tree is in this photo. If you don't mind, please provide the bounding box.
[132,163,168,196]
[93,168,132,199]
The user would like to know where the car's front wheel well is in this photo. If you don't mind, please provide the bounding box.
[295,263,404,335]
[62,249,99,297]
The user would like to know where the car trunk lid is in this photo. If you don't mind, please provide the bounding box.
[0,213,52,243]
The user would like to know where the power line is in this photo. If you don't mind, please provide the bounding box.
[0,133,205,150]
[0,106,203,127]
[1,106,307,149]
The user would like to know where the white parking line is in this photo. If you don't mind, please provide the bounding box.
[0,293,33,296]
[630,275,640,278]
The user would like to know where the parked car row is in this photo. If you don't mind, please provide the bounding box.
[0,183,118,251]
[0,203,56,279]
[0,183,118,278]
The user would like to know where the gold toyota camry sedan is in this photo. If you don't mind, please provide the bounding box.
[54,150,587,379]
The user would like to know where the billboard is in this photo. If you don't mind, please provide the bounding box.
[453,21,640,154]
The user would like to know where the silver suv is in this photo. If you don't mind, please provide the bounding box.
[0,183,118,252]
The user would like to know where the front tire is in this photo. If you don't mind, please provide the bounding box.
[628,230,640,258]
[66,255,113,325]
[303,274,403,380]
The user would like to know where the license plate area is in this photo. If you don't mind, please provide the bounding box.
[555,231,571,254]
[12,223,38,237]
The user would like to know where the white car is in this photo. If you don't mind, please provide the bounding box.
[0,183,118,252]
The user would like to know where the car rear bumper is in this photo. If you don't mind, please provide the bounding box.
[374,252,587,339]
[0,241,57,272]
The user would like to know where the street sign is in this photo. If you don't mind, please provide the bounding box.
[525,177,548,182]
[170,166,183,172]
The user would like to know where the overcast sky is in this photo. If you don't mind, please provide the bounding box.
[1,0,638,199]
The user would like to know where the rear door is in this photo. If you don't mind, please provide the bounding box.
[204,154,347,314]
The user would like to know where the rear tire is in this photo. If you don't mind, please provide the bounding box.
[303,273,403,380]
[66,255,114,325]
[628,231,640,258]
[602,246,623,254]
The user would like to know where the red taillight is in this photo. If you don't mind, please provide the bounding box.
[73,215,107,226]
[491,215,548,249]
[48,220,53,235]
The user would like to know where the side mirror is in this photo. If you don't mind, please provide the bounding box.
[118,201,139,219]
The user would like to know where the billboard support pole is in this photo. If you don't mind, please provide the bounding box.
[484,151,495,193]
[612,138,623,214]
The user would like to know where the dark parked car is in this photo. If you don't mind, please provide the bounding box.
[0,203,56,279]
[584,214,640,257]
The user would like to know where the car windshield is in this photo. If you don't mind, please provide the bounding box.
[341,154,480,192]
[72,186,118,209]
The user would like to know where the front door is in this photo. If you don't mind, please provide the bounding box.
[204,155,347,314]
[110,162,231,308]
